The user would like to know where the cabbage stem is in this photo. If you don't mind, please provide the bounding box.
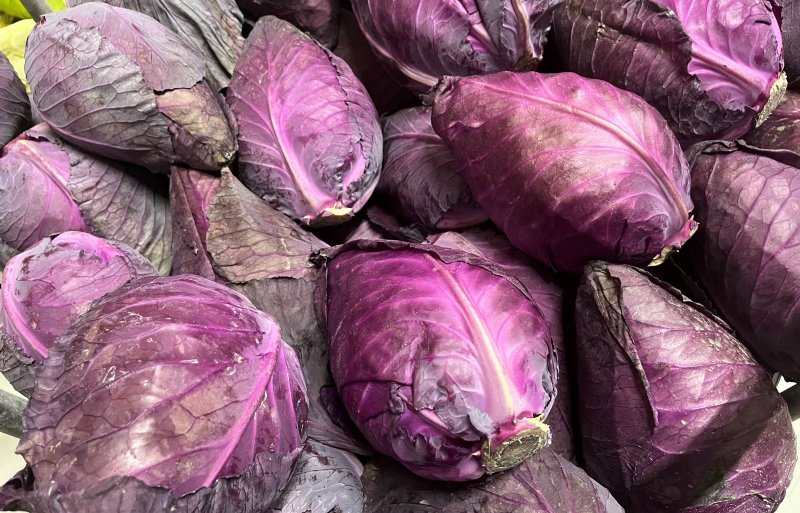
[0,388,25,439]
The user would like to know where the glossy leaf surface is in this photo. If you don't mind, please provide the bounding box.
[318,239,556,481]
[577,262,796,512]
[5,275,307,512]
[431,71,695,274]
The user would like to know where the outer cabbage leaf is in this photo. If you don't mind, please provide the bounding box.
[428,228,576,462]
[688,141,800,381]
[67,0,246,89]
[226,16,381,227]
[0,125,173,273]
[362,449,624,513]
[363,205,429,243]
[0,51,30,145]
[317,239,557,481]
[25,3,235,171]
[379,107,487,230]
[0,327,35,398]
[2,275,308,513]
[270,440,364,513]
[1,231,156,363]
[785,0,799,88]
[350,0,561,92]
[333,10,417,114]
[237,0,340,48]
[550,0,785,144]
[170,167,367,454]
[576,262,796,512]
[745,90,800,166]
[657,0,783,110]
[431,71,695,274]
[342,218,384,243]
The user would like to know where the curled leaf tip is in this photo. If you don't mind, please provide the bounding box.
[648,218,698,267]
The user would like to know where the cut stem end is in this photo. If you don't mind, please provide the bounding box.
[482,418,550,474]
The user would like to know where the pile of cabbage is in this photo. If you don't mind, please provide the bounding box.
[0,1,798,512]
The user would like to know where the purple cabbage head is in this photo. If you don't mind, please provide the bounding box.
[550,0,786,143]
[25,2,236,172]
[363,448,624,513]
[1,231,156,363]
[236,0,340,48]
[0,124,173,273]
[688,141,800,381]
[431,71,696,274]
[316,239,557,481]
[428,228,576,462]
[226,16,382,227]
[576,262,796,513]
[67,0,246,89]
[270,440,364,513]
[379,107,488,230]
[1,275,308,513]
[350,0,560,92]
[0,52,31,146]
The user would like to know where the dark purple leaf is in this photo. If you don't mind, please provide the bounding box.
[67,0,246,89]
[362,448,624,513]
[0,329,36,398]
[576,262,796,512]
[782,0,800,89]
[688,141,800,382]
[237,0,340,48]
[744,90,800,167]
[0,52,31,146]
[431,71,695,274]
[379,107,487,230]
[363,205,429,243]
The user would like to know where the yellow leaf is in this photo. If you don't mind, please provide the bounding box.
[0,13,15,28]
[0,18,34,90]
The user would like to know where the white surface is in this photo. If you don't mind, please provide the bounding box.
[0,375,798,511]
